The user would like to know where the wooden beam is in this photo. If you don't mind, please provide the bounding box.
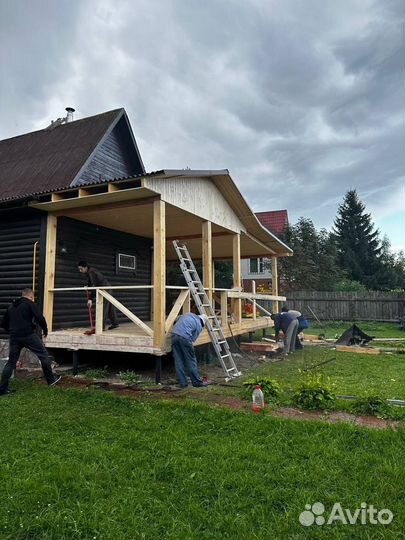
[227,291,286,301]
[108,183,120,193]
[336,345,380,355]
[166,231,232,242]
[202,221,213,301]
[153,200,166,348]
[54,195,159,218]
[271,256,279,313]
[43,215,57,332]
[233,233,242,324]
[165,289,190,332]
[78,188,91,197]
[51,193,64,202]
[99,290,153,336]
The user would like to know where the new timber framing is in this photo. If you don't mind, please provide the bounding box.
[16,169,292,363]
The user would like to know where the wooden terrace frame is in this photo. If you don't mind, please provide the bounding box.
[35,172,290,357]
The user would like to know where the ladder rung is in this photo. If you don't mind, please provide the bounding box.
[201,304,211,307]
[221,354,230,358]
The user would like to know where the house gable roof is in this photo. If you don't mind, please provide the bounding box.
[0,108,145,201]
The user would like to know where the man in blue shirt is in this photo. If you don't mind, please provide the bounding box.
[171,313,208,388]
[271,311,299,356]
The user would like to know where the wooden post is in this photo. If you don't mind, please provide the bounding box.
[220,291,228,326]
[233,233,241,324]
[153,200,166,349]
[272,256,279,313]
[95,290,104,334]
[202,221,213,301]
[43,215,57,332]
[182,291,190,314]
[252,280,256,320]
[72,350,79,375]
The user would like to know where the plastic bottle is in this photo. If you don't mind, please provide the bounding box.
[252,384,265,412]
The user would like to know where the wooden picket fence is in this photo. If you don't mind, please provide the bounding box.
[261,290,405,322]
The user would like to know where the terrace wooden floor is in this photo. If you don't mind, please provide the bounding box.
[45,317,274,355]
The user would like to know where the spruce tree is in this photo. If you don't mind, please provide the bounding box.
[333,189,382,289]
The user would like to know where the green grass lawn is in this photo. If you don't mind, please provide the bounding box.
[0,382,404,540]
[302,320,405,339]
[250,320,404,340]
[241,347,405,401]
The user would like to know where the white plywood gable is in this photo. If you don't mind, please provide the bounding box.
[143,176,245,233]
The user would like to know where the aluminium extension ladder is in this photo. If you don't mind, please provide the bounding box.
[173,240,241,380]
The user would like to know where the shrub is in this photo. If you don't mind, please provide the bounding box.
[242,377,280,401]
[118,370,141,384]
[292,373,335,410]
[84,368,109,379]
[350,395,389,418]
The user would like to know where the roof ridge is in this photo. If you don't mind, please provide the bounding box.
[0,108,124,144]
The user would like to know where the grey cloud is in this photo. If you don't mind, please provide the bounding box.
[0,0,403,246]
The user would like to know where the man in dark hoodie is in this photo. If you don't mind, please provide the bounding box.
[0,288,60,395]
[77,261,118,330]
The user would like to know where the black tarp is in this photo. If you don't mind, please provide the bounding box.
[335,324,374,346]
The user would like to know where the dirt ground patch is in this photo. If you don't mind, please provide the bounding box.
[46,375,401,430]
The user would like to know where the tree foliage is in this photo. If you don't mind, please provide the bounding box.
[278,190,403,292]
[333,189,382,288]
[333,190,404,290]
[279,217,342,290]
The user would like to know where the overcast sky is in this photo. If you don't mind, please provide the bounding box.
[1,0,404,250]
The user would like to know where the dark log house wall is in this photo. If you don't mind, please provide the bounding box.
[53,217,152,329]
[0,209,44,339]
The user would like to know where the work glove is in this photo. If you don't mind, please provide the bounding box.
[87,299,93,308]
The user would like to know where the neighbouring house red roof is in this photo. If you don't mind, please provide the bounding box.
[255,210,288,235]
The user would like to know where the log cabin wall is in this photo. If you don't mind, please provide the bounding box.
[53,217,152,329]
[0,208,44,338]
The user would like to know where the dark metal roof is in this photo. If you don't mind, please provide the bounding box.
[0,109,125,201]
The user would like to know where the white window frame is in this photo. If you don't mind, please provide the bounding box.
[249,257,265,274]
[118,253,136,271]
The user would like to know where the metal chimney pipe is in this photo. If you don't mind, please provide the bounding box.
[65,107,75,122]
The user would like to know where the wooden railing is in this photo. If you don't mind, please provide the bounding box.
[50,285,286,339]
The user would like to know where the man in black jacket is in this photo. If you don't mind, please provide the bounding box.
[78,261,119,330]
[0,288,60,395]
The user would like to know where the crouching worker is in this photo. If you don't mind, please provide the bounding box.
[0,288,60,396]
[171,313,209,388]
[281,306,309,349]
[271,311,299,356]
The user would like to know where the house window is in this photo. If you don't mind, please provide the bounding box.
[249,258,265,274]
[117,252,136,272]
